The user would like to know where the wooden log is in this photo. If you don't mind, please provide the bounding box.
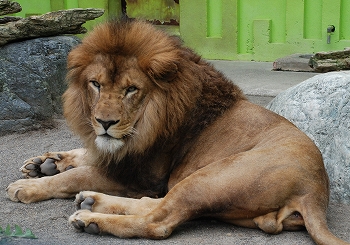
[0,16,21,24]
[309,49,350,72]
[0,8,104,46]
[0,0,21,16]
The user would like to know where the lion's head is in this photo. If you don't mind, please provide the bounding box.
[63,20,204,162]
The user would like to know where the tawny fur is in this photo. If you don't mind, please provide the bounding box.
[6,20,350,245]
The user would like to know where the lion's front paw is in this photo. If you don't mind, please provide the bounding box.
[69,210,100,235]
[21,153,75,179]
[6,179,48,203]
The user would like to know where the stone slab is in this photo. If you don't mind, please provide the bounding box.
[272,53,314,72]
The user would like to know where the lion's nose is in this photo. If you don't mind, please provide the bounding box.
[95,118,119,131]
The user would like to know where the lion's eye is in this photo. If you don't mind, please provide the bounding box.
[125,86,138,95]
[91,80,101,89]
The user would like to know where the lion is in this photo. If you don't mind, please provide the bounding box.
[6,19,349,245]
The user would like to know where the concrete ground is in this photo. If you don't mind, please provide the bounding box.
[210,60,320,106]
[1,61,350,245]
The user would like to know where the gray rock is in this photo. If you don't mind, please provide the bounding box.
[0,35,80,135]
[267,71,350,203]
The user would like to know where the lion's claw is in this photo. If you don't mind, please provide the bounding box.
[7,179,47,203]
[13,188,20,202]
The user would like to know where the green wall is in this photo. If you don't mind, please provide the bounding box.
[126,0,179,23]
[10,0,350,61]
[181,0,350,61]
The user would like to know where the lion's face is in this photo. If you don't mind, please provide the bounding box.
[84,55,155,153]
[64,20,201,158]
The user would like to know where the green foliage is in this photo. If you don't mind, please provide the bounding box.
[0,225,37,239]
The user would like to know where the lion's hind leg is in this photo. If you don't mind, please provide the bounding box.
[21,148,87,178]
[254,198,350,245]
[253,204,305,234]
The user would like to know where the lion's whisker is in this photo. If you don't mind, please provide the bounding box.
[130,127,138,135]
[123,127,138,138]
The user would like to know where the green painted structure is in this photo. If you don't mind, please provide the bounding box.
[11,0,350,61]
[181,0,350,61]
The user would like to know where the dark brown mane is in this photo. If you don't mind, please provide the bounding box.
[103,53,246,197]
[64,19,246,196]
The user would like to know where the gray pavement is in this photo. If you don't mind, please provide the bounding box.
[1,61,350,245]
[210,60,320,106]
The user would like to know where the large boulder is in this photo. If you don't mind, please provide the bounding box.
[267,72,350,203]
[0,36,80,135]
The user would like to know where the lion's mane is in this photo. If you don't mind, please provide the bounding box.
[63,19,245,196]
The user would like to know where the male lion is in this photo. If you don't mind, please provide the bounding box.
[6,20,349,245]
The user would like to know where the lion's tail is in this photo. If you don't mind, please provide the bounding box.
[300,198,350,245]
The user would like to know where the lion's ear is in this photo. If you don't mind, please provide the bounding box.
[150,61,178,82]
[143,53,179,82]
